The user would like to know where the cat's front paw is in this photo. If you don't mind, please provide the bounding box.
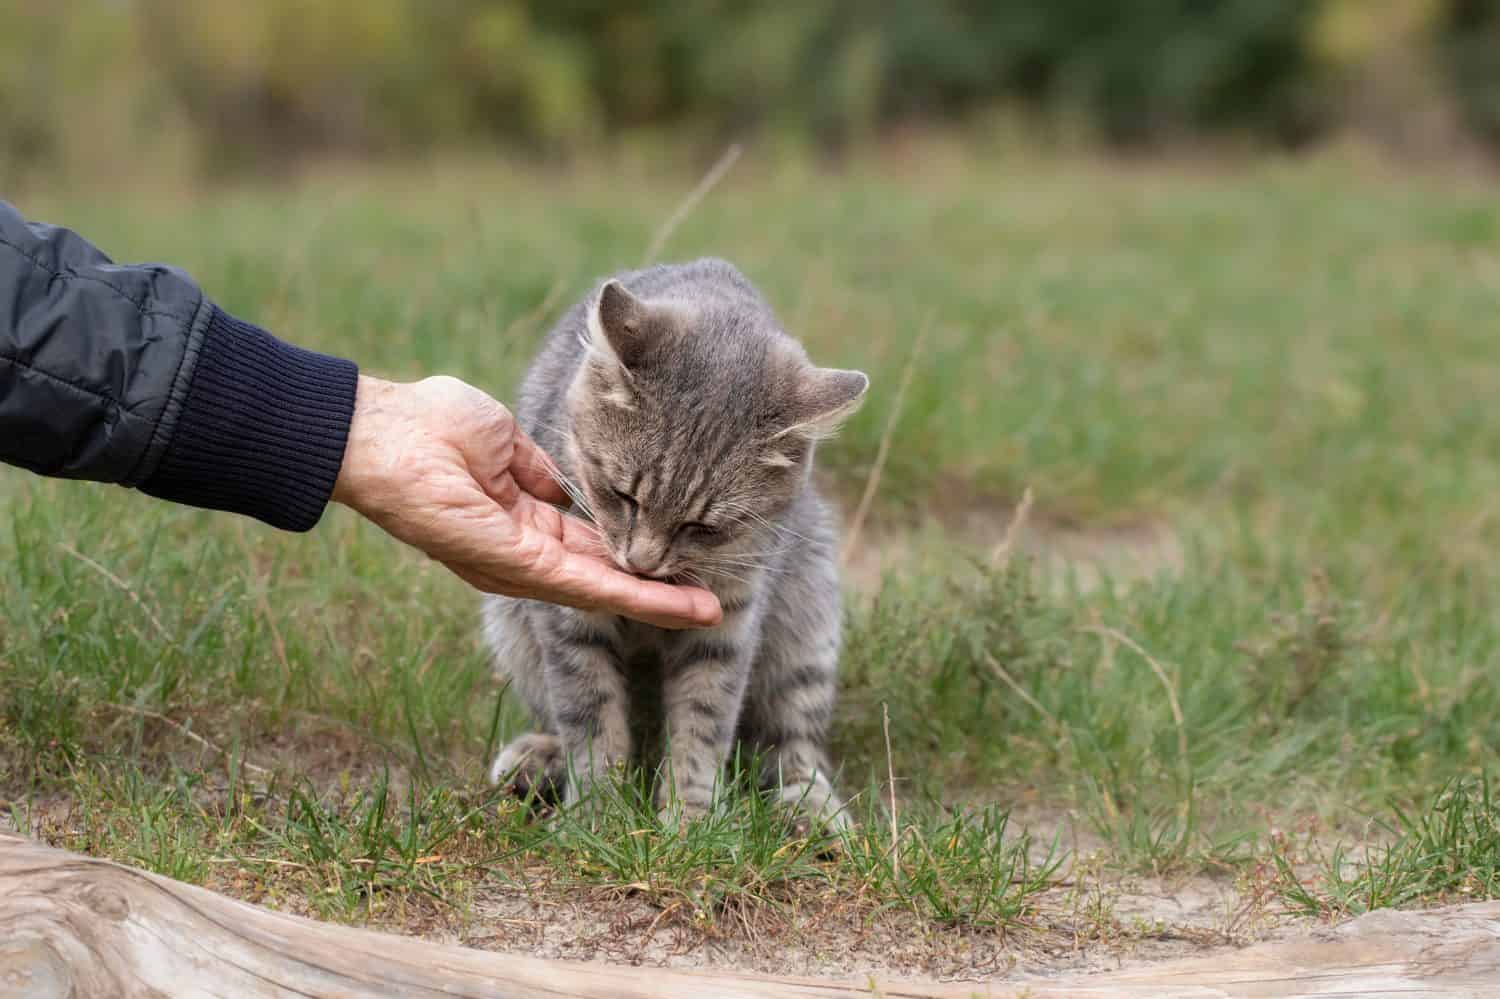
[775,779,852,838]
[656,799,711,835]
[490,733,566,804]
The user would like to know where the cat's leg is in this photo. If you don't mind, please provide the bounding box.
[741,575,850,833]
[483,597,569,802]
[658,629,753,824]
[743,664,848,832]
[540,609,632,811]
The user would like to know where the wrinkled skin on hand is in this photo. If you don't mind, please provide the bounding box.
[332,375,722,630]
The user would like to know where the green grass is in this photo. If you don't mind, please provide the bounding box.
[4,150,1500,954]
[1271,776,1500,917]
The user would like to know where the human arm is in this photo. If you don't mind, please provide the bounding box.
[0,201,720,628]
[0,199,356,529]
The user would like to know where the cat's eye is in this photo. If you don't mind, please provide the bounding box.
[612,488,638,512]
[678,522,722,543]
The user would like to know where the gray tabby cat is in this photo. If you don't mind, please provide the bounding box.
[482,258,867,829]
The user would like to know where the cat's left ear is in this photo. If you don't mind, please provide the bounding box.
[587,280,652,370]
[779,368,870,440]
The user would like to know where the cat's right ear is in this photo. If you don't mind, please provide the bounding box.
[774,367,870,442]
[586,280,649,371]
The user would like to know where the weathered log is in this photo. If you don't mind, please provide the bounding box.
[1049,900,1500,997]
[0,832,959,998]
[3,831,1498,998]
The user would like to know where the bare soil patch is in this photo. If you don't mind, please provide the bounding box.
[842,501,1183,595]
[451,860,1295,985]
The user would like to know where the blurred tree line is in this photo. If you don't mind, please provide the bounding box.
[2,0,1498,178]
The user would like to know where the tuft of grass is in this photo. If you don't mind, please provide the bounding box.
[1272,777,1500,918]
[840,801,1061,928]
[1238,570,1358,733]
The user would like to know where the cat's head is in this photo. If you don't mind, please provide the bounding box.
[564,278,867,585]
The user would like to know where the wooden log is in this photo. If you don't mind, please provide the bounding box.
[3,831,1499,998]
[0,832,960,998]
[1032,900,1500,997]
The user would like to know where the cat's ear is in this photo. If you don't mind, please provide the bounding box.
[777,367,870,441]
[586,280,650,371]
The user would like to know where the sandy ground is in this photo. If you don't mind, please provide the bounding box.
[451,858,1285,987]
[841,500,1184,596]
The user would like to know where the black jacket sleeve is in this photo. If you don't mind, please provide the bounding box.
[0,200,358,531]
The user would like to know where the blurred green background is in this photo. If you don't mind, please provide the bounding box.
[5,0,1500,183]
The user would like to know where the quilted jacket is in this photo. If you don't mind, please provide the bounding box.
[0,200,358,530]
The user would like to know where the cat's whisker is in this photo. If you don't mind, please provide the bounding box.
[695,566,764,584]
[548,477,596,521]
[695,559,789,583]
[521,445,598,521]
[698,556,780,574]
[696,547,780,563]
[681,567,738,591]
[720,504,819,546]
[722,545,796,560]
[519,418,603,522]
[523,416,573,438]
[694,565,755,587]
[702,544,796,564]
[708,528,797,553]
[763,521,820,545]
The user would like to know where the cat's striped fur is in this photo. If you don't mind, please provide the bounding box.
[483,258,867,828]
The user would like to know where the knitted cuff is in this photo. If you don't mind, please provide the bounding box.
[140,307,358,531]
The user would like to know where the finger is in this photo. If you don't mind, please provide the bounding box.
[545,551,723,629]
[539,510,720,627]
[510,431,569,505]
[498,516,721,628]
[455,429,522,509]
[440,496,721,628]
[510,495,610,559]
[555,509,612,559]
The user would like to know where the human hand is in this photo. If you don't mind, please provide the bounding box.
[331,375,722,629]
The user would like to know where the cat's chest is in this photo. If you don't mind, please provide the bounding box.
[612,621,716,668]
[612,604,759,663]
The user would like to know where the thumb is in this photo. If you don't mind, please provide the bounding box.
[441,384,533,508]
[510,431,569,505]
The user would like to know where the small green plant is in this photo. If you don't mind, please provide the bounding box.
[841,800,1062,927]
[1238,570,1356,732]
[1272,777,1500,917]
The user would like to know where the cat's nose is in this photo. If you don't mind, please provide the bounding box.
[621,542,668,578]
[623,554,666,577]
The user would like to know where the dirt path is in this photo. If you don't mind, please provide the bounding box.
[457,876,1269,983]
[451,801,1292,984]
[451,872,1495,994]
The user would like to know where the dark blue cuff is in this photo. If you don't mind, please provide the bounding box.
[139,307,358,532]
